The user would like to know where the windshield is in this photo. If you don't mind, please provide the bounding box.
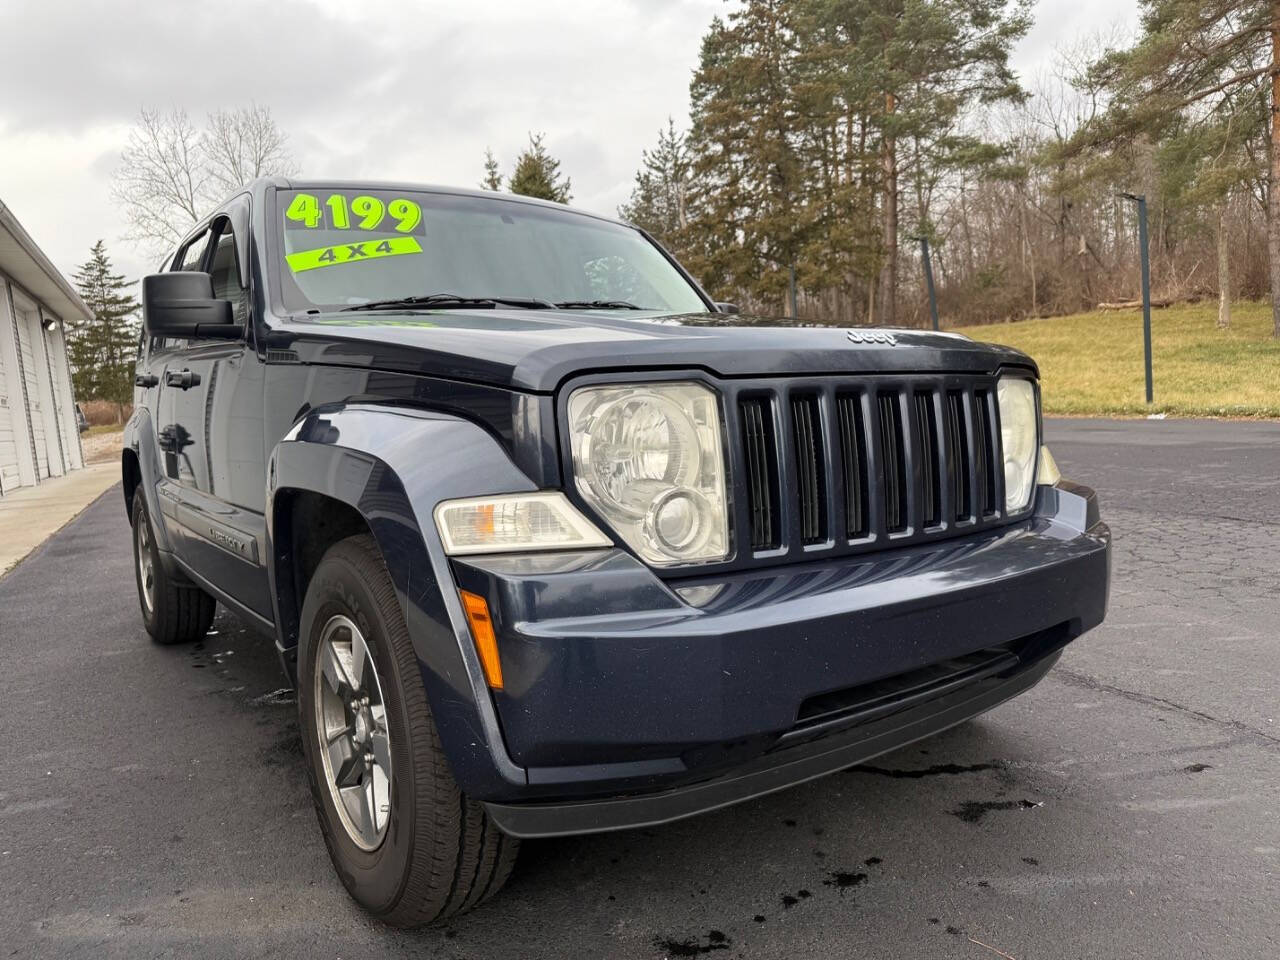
[274,188,708,313]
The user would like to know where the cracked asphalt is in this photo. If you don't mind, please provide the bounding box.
[2,418,1277,959]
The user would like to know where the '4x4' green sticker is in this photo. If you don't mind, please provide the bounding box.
[286,236,422,272]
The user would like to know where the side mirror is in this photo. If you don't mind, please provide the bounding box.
[714,301,740,315]
[142,272,238,340]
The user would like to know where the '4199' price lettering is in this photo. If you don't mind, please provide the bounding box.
[285,193,422,233]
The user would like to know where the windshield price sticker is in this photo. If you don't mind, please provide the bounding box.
[285,193,424,234]
[286,236,423,273]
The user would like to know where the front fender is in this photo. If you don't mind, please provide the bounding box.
[267,403,535,797]
[123,405,178,561]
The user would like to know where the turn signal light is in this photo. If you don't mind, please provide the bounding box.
[459,590,503,690]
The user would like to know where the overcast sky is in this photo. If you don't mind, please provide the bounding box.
[0,0,1139,287]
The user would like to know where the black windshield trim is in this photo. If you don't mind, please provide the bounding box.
[341,294,556,312]
[553,300,644,310]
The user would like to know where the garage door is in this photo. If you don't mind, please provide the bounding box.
[0,343,19,493]
[46,324,81,470]
[13,302,48,479]
[34,316,67,477]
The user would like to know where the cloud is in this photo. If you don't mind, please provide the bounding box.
[0,0,391,133]
[1011,0,1138,79]
[0,0,1131,284]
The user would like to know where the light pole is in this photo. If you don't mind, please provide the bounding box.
[1118,192,1154,405]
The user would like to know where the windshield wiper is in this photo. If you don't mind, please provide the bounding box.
[341,293,555,312]
[553,299,645,310]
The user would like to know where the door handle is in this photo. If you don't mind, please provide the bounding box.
[158,424,192,453]
[135,373,159,388]
[165,369,201,390]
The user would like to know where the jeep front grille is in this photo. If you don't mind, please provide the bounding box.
[730,375,1012,566]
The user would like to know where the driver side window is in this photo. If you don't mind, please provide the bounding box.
[154,227,213,351]
[208,224,249,328]
[174,229,212,272]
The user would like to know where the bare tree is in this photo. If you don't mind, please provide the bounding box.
[113,108,207,255]
[204,104,297,196]
[113,105,296,256]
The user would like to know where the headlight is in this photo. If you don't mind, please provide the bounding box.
[435,492,611,555]
[567,382,729,566]
[997,377,1038,512]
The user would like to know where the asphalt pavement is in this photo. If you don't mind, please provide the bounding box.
[1,418,1277,959]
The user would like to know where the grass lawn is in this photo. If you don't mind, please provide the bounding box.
[958,301,1280,418]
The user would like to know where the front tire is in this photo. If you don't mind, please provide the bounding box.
[131,494,215,645]
[297,534,517,927]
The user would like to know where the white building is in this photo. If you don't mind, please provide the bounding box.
[0,198,90,493]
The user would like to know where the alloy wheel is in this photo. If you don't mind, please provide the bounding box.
[135,516,155,615]
[313,614,393,851]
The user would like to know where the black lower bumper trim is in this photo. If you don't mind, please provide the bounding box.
[483,650,1061,838]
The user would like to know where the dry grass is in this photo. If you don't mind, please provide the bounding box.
[80,400,133,427]
[958,301,1280,418]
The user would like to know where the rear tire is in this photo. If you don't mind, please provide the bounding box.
[297,534,517,927]
[131,494,216,645]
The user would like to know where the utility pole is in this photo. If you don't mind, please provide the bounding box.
[1119,193,1154,405]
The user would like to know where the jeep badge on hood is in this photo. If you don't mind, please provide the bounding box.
[847,329,898,345]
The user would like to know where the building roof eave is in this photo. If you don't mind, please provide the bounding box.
[0,198,94,324]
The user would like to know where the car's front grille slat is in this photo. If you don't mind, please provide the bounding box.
[836,395,868,539]
[737,375,1003,563]
[741,397,779,550]
[974,389,998,516]
[878,393,907,533]
[946,391,970,522]
[791,396,824,544]
[914,392,941,528]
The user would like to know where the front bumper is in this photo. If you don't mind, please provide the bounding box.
[485,646,1062,838]
[449,481,1109,835]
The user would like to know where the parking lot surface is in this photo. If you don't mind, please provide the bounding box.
[2,418,1277,959]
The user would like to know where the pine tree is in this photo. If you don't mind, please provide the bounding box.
[69,240,140,421]
[480,148,503,191]
[687,3,811,313]
[821,0,1032,325]
[507,133,572,203]
[787,2,883,322]
[1098,0,1279,337]
[1149,114,1260,329]
[619,119,694,251]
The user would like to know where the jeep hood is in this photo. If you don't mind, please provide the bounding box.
[269,309,1035,392]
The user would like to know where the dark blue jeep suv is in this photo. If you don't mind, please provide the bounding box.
[123,178,1110,925]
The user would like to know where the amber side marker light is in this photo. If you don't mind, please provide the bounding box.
[459,590,504,690]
